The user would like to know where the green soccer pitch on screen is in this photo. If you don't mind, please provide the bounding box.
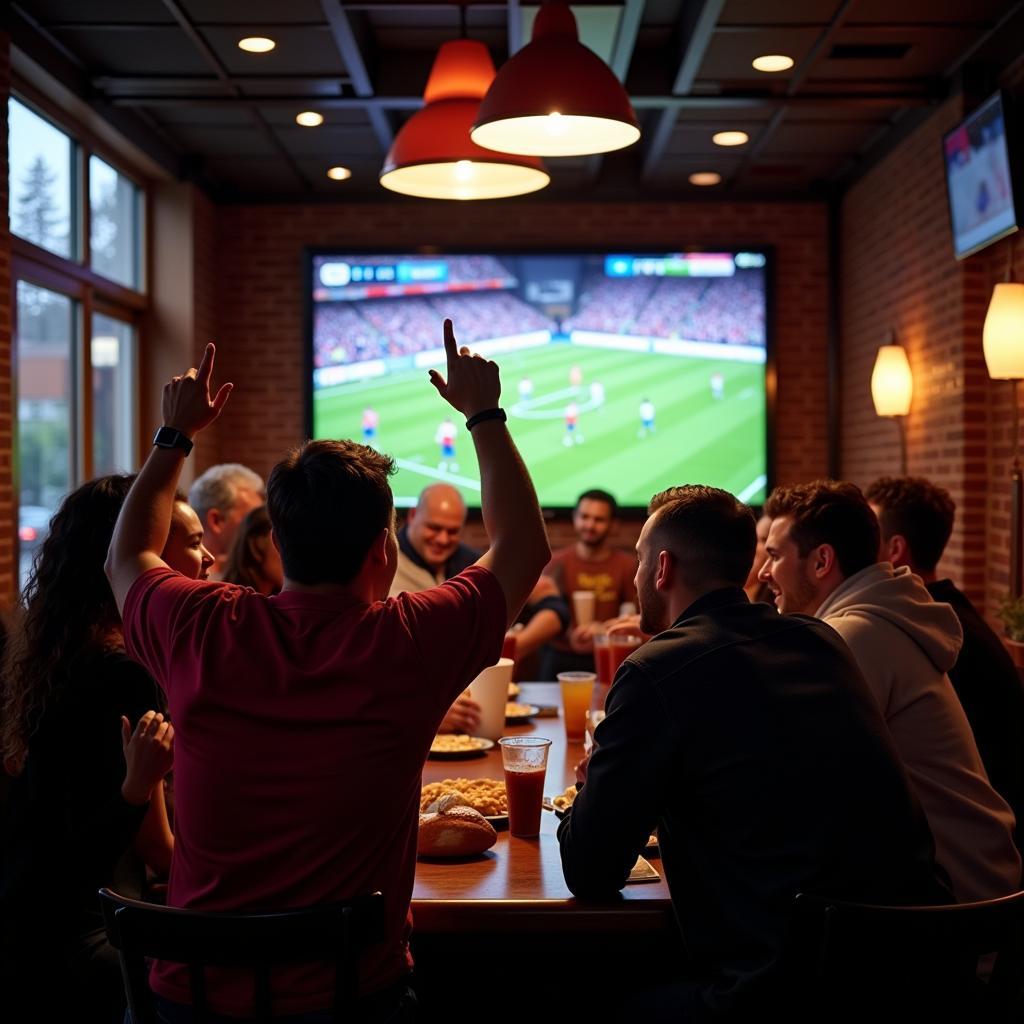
[307,249,770,510]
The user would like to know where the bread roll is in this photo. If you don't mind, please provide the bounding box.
[418,802,497,858]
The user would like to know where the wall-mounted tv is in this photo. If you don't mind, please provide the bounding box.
[943,91,1021,259]
[305,249,771,510]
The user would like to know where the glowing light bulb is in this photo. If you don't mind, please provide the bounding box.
[238,37,275,53]
[544,112,567,136]
[296,111,324,127]
[454,160,474,181]
[712,131,748,147]
[752,54,794,73]
[327,166,352,181]
[689,171,722,186]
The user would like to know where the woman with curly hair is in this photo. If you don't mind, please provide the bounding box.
[221,504,284,595]
[0,476,210,1022]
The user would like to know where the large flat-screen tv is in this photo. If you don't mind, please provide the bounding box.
[305,249,771,510]
[943,91,1021,259]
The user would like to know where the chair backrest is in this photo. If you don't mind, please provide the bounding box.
[98,888,385,1024]
[787,889,1024,1022]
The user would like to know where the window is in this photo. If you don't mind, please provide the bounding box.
[90,156,142,289]
[16,281,75,589]
[8,98,75,259]
[9,90,148,592]
[91,312,137,476]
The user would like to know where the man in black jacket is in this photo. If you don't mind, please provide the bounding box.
[557,485,949,1021]
[867,475,1024,848]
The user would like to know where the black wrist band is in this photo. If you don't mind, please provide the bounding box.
[465,407,507,430]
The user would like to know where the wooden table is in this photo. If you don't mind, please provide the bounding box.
[413,682,674,933]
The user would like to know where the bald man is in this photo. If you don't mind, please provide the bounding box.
[389,483,479,596]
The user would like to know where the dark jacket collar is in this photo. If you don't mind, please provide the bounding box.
[671,586,750,628]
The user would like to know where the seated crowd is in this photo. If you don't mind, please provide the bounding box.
[0,320,1021,1023]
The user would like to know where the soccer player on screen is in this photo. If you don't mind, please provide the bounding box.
[710,372,725,401]
[361,406,379,447]
[569,365,583,390]
[638,398,656,438]
[435,416,458,472]
[563,402,582,447]
[518,377,534,403]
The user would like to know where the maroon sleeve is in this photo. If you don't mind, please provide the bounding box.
[395,565,507,707]
[122,567,216,693]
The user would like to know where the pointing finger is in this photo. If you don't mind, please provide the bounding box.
[197,343,215,384]
[442,319,458,366]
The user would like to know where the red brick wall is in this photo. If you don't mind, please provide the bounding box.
[840,93,1021,622]
[840,97,977,590]
[0,33,12,610]
[210,201,830,503]
[979,231,1024,620]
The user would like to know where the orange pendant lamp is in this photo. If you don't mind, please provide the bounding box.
[471,1,640,157]
[380,39,550,200]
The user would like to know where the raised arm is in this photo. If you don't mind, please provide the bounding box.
[428,320,549,627]
[105,344,232,613]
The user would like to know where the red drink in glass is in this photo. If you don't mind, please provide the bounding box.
[594,635,615,687]
[503,766,547,837]
[608,634,643,680]
[498,736,552,838]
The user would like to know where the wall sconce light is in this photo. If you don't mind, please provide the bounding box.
[871,335,913,472]
[983,278,1024,595]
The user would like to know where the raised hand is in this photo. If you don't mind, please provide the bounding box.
[162,343,233,439]
[121,710,175,806]
[428,319,500,420]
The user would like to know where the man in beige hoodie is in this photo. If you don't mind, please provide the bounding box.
[759,479,1020,902]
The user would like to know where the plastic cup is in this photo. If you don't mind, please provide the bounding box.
[467,657,514,740]
[608,634,643,681]
[499,736,552,837]
[572,590,596,627]
[558,671,596,743]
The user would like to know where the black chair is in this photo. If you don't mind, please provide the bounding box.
[98,888,385,1024]
[786,889,1024,1022]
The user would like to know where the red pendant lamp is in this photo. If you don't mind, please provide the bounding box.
[471,1,640,157]
[380,39,550,200]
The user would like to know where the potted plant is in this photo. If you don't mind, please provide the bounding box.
[997,595,1024,669]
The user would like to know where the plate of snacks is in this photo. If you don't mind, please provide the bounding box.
[421,778,508,826]
[505,702,539,723]
[428,735,495,760]
[548,785,578,817]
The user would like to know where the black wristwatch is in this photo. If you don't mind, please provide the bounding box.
[152,425,194,457]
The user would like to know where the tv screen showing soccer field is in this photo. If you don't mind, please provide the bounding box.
[308,250,769,509]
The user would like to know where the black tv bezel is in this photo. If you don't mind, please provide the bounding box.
[303,245,776,517]
[942,89,1023,261]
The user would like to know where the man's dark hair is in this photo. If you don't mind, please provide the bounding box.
[647,485,755,588]
[576,489,618,517]
[764,480,879,579]
[865,476,955,573]
[267,439,395,585]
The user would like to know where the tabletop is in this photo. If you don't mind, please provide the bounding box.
[413,682,674,934]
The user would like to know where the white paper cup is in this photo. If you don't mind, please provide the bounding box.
[572,590,596,627]
[467,657,514,740]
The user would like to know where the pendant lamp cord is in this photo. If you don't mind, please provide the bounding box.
[458,1,467,39]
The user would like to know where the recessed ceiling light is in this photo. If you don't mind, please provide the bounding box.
[327,166,352,181]
[689,171,722,186]
[752,54,794,73]
[296,111,324,127]
[712,130,749,147]
[238,37,275,53]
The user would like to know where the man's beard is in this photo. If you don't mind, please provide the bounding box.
[638,576,668,636]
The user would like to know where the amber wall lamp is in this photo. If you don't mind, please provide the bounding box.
[983,277,1024,595]
[871,335,914,473]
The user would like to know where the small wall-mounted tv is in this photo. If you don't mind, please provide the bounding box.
[943,91,1021,260]
[305,249,772,511]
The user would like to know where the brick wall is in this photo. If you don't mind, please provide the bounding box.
[840,97,979,592]
[840,93,1021,622]
[210,200,830,501]
[0,33,12,610]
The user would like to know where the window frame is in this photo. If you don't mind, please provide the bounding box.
[9,81,150,593]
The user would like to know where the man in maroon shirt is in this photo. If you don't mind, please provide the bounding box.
[105,320,550,1020]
